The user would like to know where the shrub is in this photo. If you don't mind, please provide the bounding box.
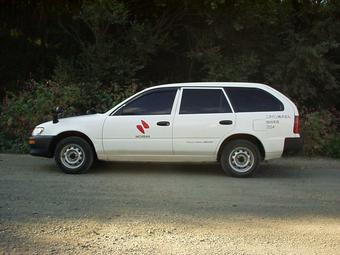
[0,80,136,153]
[324,134,340,158]
[301,110,340,157]
[0,80,81,153]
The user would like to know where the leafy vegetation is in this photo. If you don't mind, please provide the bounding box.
[301,110,340,157]
[0,80,135,152]
[0,0,339,156]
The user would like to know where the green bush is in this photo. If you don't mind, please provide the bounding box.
[0,80,136,153]
[301,110,340,158]
[0,81,81,153]
[324,134,340,159]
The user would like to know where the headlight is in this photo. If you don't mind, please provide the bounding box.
[32,127,44,136]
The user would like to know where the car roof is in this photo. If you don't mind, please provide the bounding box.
[105,81,298,115]
[148,82,270,89]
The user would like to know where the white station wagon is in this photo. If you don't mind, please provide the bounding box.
[29,82,302,177]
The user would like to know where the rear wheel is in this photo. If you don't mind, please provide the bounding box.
[220,139,260,177]
[54,136,94,174]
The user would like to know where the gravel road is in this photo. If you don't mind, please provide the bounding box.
[0,154,339,255]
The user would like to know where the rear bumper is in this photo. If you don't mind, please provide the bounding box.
[28,136,54,158]
[282,137,303,156]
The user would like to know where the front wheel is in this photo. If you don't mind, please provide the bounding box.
[54,136,94,174]
[220,139,260,177]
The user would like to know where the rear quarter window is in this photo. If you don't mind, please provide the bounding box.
[224,87,284,112]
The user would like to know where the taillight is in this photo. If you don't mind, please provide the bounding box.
[293,115,300,134]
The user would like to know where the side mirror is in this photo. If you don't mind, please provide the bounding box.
[53,106,64,124]
[86,108,97,115]
[55,106,64,114]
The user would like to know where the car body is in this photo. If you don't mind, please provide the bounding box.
[29,82,302,177]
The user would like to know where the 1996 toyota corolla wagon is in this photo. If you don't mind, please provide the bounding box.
[29,82,302,177]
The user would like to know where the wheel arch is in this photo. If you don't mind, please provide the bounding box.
[217,133,265,161]
[50,131,98,159]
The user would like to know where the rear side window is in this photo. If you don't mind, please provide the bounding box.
[224,87,284,112]
[118,89,177,115]
[180,89,232,114]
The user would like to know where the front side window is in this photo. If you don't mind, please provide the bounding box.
[117,89,177,115]
[224,87,284,112]
[179,89,232,114]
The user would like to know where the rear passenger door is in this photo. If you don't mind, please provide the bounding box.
[173,87,235,157]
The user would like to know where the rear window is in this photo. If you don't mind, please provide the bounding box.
[224,87,284,112]
[180,89,232,114]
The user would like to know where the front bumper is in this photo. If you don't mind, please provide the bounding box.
[28,135,54,158]
[282,137,303,156]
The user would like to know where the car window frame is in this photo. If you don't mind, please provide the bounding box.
[112,87,179,116]
[177,87,234,115]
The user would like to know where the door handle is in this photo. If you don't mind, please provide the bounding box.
[157,121,170,126]
[219,120,233,125]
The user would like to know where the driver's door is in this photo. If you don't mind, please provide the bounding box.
[102,88,179,160]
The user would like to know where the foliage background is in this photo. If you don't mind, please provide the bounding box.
[0,0,339,156]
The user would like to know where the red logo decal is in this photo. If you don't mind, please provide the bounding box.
[136,120,149,134]
[141,120,149,129]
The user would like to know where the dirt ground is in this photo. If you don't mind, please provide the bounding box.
[0,154,339,255]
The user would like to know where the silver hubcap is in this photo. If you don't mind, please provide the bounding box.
[228,147,254,173]
[60,144,85,169]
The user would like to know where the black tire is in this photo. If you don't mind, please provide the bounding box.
[220,139,260,177]
[54,136,94,174]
